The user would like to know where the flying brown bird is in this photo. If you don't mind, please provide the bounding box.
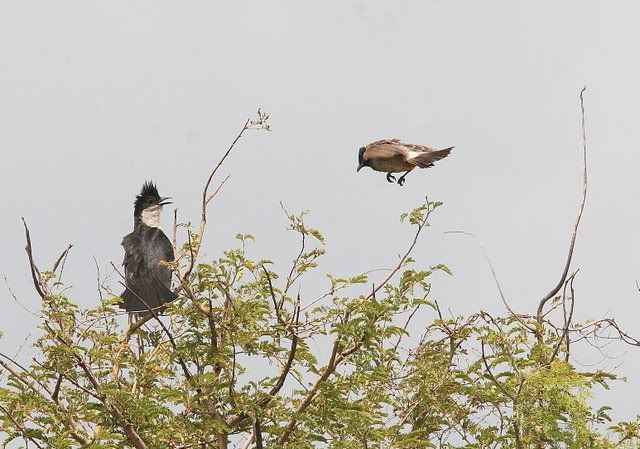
[356,139,453,185]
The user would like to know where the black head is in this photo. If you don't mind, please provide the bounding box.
[356,147,368,172]
[133,181,172,218]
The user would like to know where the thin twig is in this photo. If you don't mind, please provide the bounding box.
[200,120,250,236]
[205,174,230,206]
[172,208,179,259]
[52,243,73,279]
[93,256,104,302]
[481,341,514,401]
[4,276,38,316]
[367,197,433,301]
[444,230,535,332]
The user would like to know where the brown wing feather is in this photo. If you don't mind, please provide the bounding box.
[409,147,454,168]
[402,143,435,152]
[364,146,405,160]
[366,138,401,149]
[366,139,435,155]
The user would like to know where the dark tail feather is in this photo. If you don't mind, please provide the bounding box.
[413,146,454,168]
[119,277,177,314]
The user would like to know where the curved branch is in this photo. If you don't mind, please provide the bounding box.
[445,230,535,332]
[537,87,588,322]
[22,218,45,299]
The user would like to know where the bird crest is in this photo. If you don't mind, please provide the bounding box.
[134,181,162,216]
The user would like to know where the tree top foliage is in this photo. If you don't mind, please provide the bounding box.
[1,92,639,449]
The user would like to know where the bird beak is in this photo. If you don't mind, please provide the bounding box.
[158,196,173,206]
[357,163,364,172]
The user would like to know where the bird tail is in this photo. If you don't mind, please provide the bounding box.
[412,146,454,168]
[119,277,177,315]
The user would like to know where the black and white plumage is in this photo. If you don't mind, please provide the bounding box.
[119,181,177,314]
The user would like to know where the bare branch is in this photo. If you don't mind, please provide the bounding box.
[180,228,196,287]
[22,218,45,299]
[254,418,264,449]
[262,265,283,325]
[52,243,73,279]
[199,119,250,237]
[205,174,230,207]
[537,87,588,322]
[266,304,300,399]
[172,208,179,258]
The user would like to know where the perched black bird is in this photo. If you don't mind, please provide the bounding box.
[356,139,454,186]
[119,181,177,314]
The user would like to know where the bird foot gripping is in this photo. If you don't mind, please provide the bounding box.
[386,173,396,183]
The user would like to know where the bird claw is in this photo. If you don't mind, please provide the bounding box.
[397,177,406,186]
[386,173,396,183]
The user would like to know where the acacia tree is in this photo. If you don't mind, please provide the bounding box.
[1,92,640,449]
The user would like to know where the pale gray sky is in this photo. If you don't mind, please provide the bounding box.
[1,1,639,420]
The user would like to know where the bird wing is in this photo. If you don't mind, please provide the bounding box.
[120,229,177,313]
[366,139,437,155]
[364,139,408,159]
[122,232,145,283]
[408,146,454,168]
[401,143,435,153]
[122,230,174,281]
[149,230,175,285]
[364,139,452,171]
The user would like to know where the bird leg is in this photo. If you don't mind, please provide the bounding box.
[386,172,396,183]
[397,171,411,186]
